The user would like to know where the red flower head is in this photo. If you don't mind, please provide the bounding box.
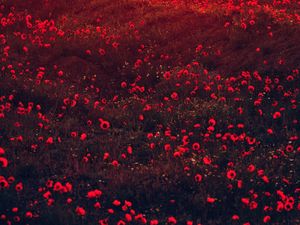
[167,216,177,224]
[227,170,236,180]
[75,207,86,216]
[0,157,8,168]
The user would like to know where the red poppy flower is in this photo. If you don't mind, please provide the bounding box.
[80,133,87,141]
[207,197,216,203]
[163,71,171,80]
[113,200,121,206]
[249,201,258,210]
[100,120,110,130]
[194,174,202,182]
[46,137,54,144]
[150,219,159,225]
[208,118,216,126]
[98,48,106,56]
[285,145,294,152]
[276,201,284,212]
[15,182,23,192]
[112,160,119,167]
[171,92,179,100]
[241,198,250,205]
[232,215,239,220]
[273,112,281,119]
[43,191,51,199]
[98,219,108,225]
[267,128,273,134]
[0,147,5,155]
[125,213,132,222]
[57,70,63,77]
[192,142,200,151]
[7,176,15,184]
[75,207,86,216]
[263,216,271,223]
[25,211,33,218]
[0,177,9,188]
[227,170,236,180]
[53,182,62,191]
[167,216,177,224]
[203,156,211,165]
[0,157,8,168]
[247,164,255,172]
[284,202,293,211]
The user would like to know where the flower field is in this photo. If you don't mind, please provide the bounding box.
[0,0,299,224]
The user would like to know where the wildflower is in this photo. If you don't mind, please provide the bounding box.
[75,207,86,216]
[100,120,110,130]
[171,92,179,100]
[273,112,281,119]
[53,182,62,191]
[150,220,159,225]
[207,197,216,203]
[168,216,177,224]
[15,182,23,192]
[227,170,236,180]
[249,201,258,210]
[194,174,202,182]
[80,133,87,141]
[163,71,171,80]
[208,118,216,126]
[267,128,273,134]
[263,216,271,223]
[46,137,54,144]
[0,157,8,168]
[232,215,239,220]
[112,160,119,167]
[192,142,200,151]
[98,48,105,56]
[203,156,211,165]
[125,214,132,222]
[121,81,127,88]
[25,211,33,218]
[57,70,63,77]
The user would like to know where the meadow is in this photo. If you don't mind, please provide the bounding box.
[0,0,299,224]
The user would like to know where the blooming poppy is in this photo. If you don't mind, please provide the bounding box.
[194,174,202,182]
[75,207,86,216]
[227,170,236,180]
[0,157,8,168]
[167,216,177,224]
[15,182,23,192]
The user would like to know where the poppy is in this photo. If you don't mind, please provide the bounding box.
[194,174,202,182]
[207,197,216,203]
[53,182,62,191]
[203,156,211,165]
[0,157,8,168]
[75,207,86,216]
[150,220,159,225]
[100,120,110,130]
[273,112,281,119]
[163,71,171,80]
[168,216,177,224]
[263,216,271,223]
[232,215,239,220]
[192,143,200,151]
[15,183,23,192]
[227,170,236,180]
